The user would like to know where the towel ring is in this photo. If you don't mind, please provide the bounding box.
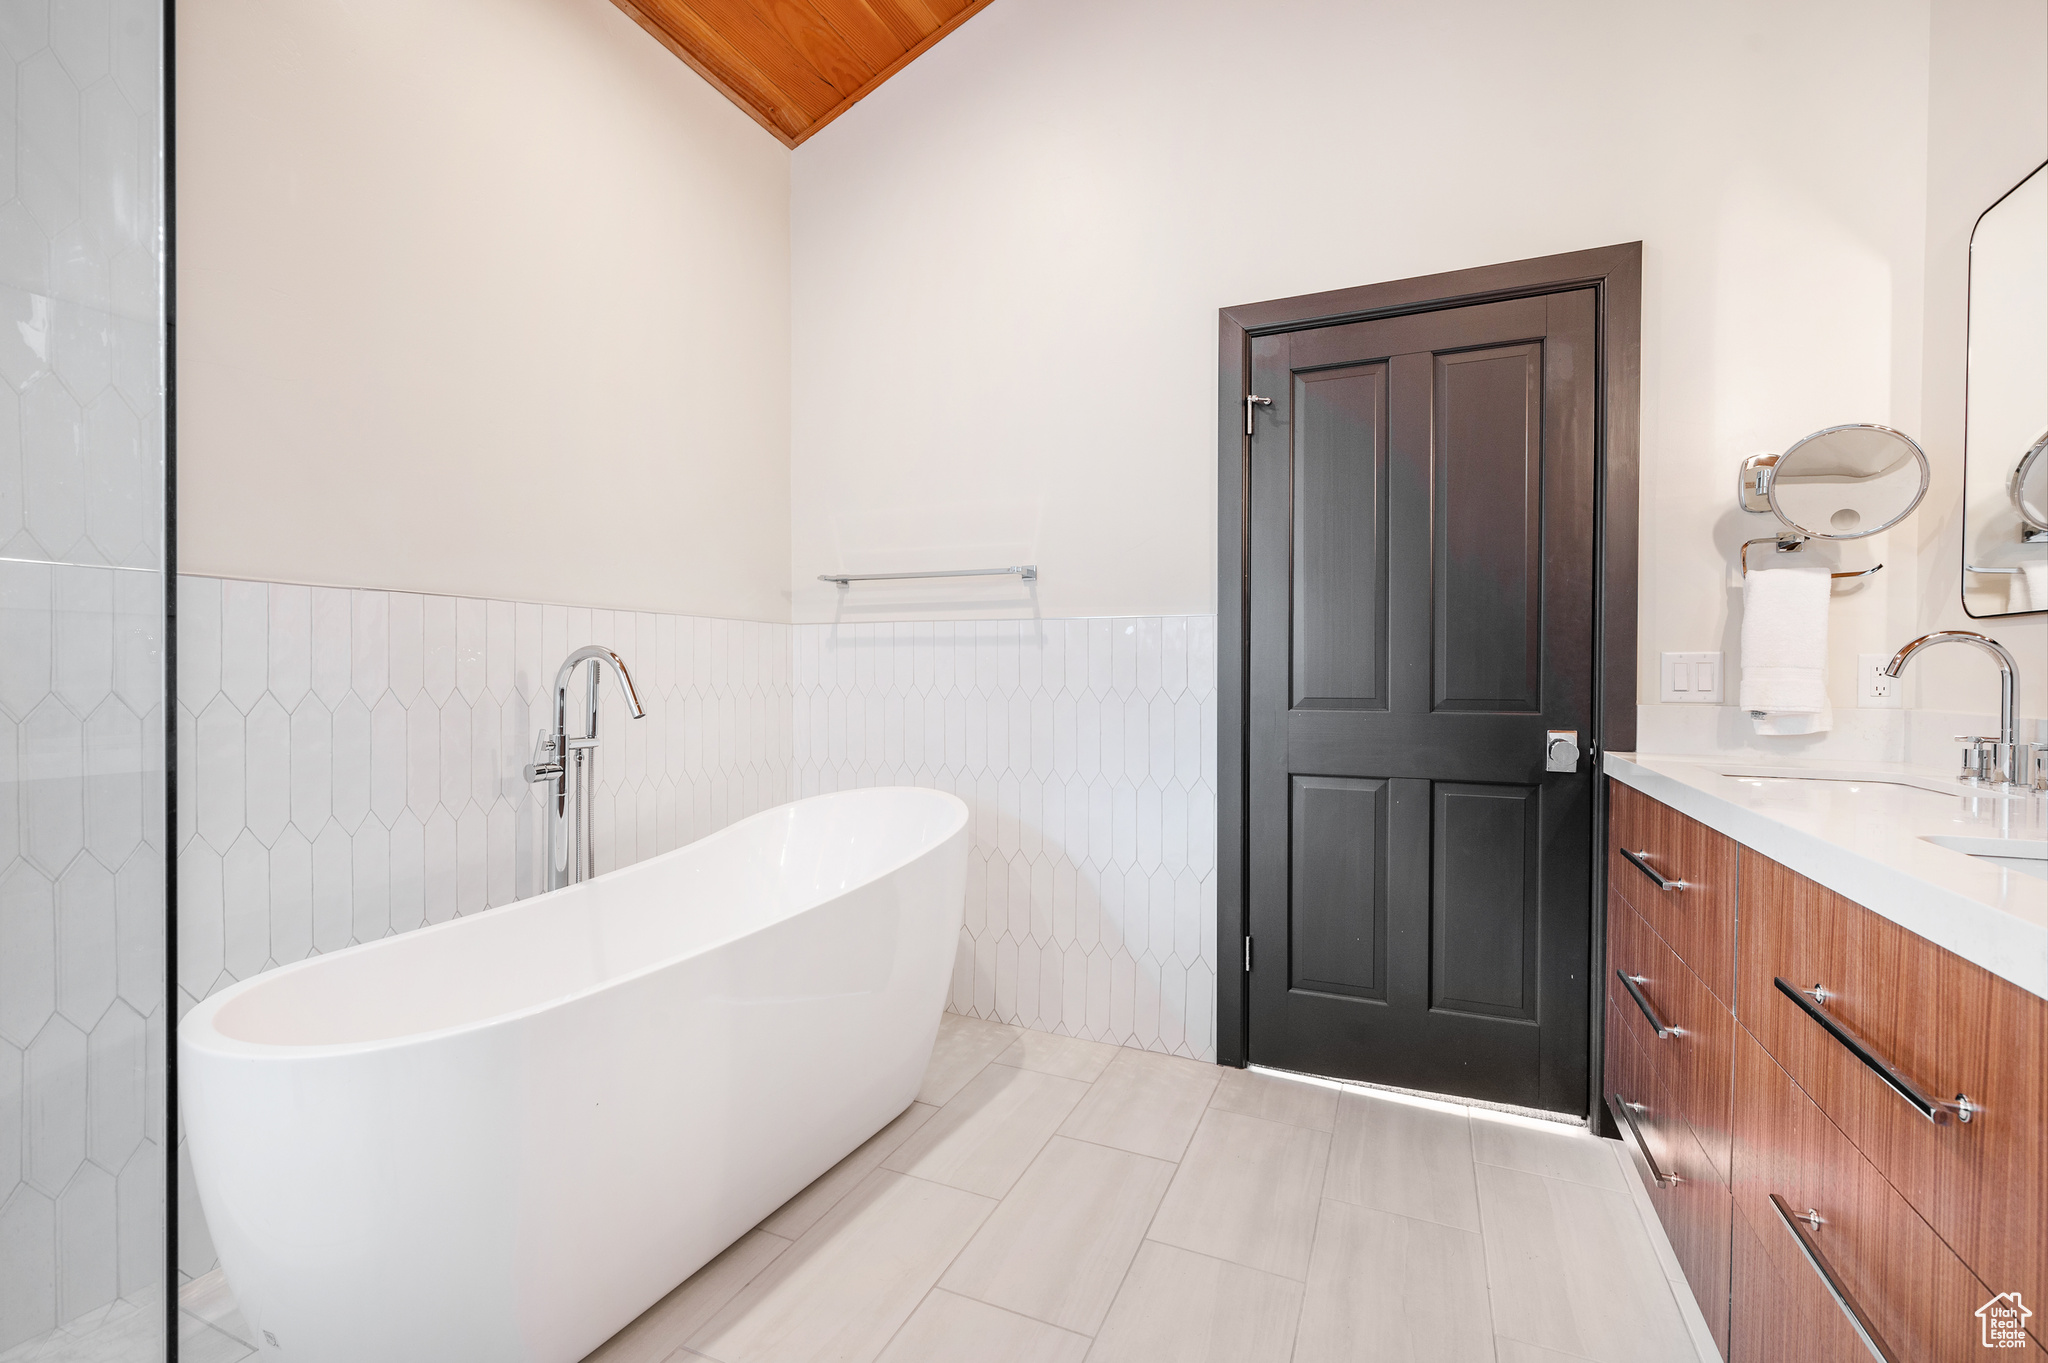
[1740,537,1884,581]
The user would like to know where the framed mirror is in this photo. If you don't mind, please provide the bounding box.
[1961,160,2048,616]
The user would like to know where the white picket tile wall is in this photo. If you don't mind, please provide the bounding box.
[792,617,1220,1062]
[167,589,1224,1275]
[172,577,795,1014]
[0,560,166,1352]
[172,603,1225,1065]
[0,0,169,1348]
[170,576,793,1276]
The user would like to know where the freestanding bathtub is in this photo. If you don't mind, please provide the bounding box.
[178,786,970,1363]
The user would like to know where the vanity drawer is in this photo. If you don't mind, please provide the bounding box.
[1607,986,1732,1360]
[1644,1094,1732,1360]
[1604,977,1639,1121]
[1729,1203,1861,1363]
[1607,780,1738,1005]
[1609,889,1735,1182]
[1730,1026,2041,1361]
[1739,853,2047,1341]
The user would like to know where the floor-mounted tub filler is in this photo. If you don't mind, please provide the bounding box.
[179,786,971,1363]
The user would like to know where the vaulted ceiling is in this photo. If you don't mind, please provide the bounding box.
[613,0,996,147]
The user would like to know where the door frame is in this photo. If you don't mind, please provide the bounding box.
[1215,243,1642,1124]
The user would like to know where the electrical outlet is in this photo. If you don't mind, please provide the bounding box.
[1857,653,1902,708]
[1660,651,1723,703]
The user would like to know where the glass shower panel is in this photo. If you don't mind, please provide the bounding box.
[0,0,168,1358]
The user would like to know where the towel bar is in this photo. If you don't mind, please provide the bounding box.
[1739,537,1882,581]
[820,566,1038,587]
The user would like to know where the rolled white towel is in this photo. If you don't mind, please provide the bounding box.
[1739,558,1832,734]
[2013,560,2047,613]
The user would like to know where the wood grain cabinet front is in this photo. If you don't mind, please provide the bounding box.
[1605,977,1733,1359]
[1607,780,2046,1360]
[1608,780,1739,1005]
[1608,888,1735,1183]
[1738,852,2047,1344]
[1729,1197,1868,1363]
[1729,1026,2044,1361]
[1605,979,1642,1135]
[1643,1088,1732,1360]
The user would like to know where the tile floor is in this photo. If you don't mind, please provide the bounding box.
[0,1278,260,1363]
[174,1272,255,1363]
[154,1014,1716,1363]
[581,1015,1716,1363]
[0,1292,167,1363]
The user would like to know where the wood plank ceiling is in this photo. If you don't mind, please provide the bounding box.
[613,0,996,147]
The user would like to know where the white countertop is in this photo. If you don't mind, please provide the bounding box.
[1604,751,2048,1001]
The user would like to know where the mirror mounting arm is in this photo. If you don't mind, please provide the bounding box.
[1737,454,1779,514]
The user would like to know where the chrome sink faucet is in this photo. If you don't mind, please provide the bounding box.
[525,646,646,889]
[1882,631,2042,789]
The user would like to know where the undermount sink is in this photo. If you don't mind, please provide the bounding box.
[1922,834,2048,881]
[1713,765,2032,800]
[1716,768,1964,799]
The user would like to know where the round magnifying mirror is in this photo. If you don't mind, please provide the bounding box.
[2010,430,2048,532]
[1768,423,1930,539]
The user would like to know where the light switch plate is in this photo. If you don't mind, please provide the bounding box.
[1857,653,1902,708]
[1660,651,1723,703]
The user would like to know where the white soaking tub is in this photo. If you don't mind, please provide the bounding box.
[178,786,970,1363]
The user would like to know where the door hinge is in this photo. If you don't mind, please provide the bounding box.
[1244,936,1253,972]
[1244,394,1271,436]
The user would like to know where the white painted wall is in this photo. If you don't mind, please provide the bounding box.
[788,0,1957,721]
[177,0,792,622]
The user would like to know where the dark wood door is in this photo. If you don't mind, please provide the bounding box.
[1245,290,1597,1112]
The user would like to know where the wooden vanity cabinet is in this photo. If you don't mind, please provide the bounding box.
[1608,780,1740,1005]
[1608,886,1736,1181]
[1604,858,1737,1358]
[1606,969,1733,1357]
[1730,1026,2038,1361]
[1605,779,2048,1361]
[1728,1202,1865,1363]
[1739,851,2047,1330]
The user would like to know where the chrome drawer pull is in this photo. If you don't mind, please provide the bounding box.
[1619,847,1687,891]
[1606,1093,1681,1187]
[1770,1194,1899,1363]
[1617,969,1680,1039]
[1773,978,1977,1125]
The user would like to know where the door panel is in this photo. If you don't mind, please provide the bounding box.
[1434,343,1543,713]
[1288,775,1389,1000]
[1431,782,1539,1020]
[1291,362,1390,710]
[1247,290,1597,1112]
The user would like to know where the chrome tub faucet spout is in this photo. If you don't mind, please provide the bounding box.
[526,646,646,888]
